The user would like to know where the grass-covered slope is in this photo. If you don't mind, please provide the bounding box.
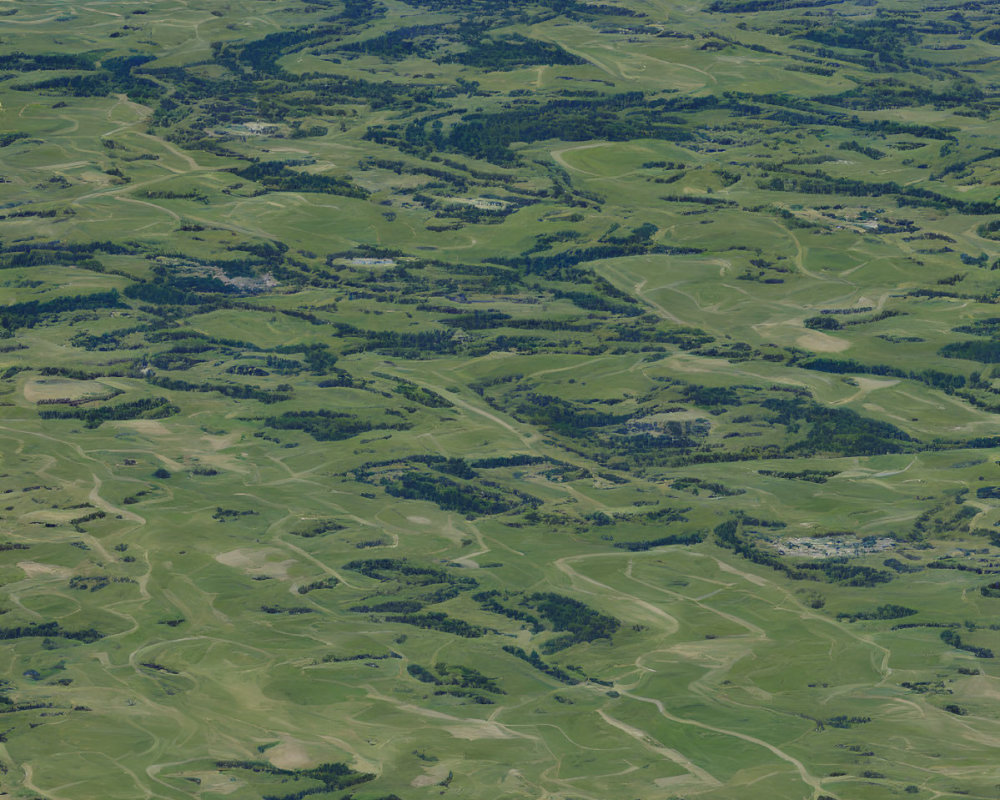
[3,0,1000,798]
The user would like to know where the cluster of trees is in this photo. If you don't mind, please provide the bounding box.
[383,611,485,638]
[940,340,1000,363]
[822,715,872,729]
[146,328,261,351]
[713,89,956,141]
[390,0,641,22]
[763,396,916,457]
[471,590,619,651]
[708,0,842,11]
[14,55,160,104]
[139,662,179,674]
[839,140,885,160]
[383,470,534,515]
[359,157,487,193]
[508,392,631,438]
[758,469,839,483]
[132,8,452,154]
[474,590,544,632]
[142,189,208,204]
[502,645,579,684]
[213,0,383,72]
[837,605,917,623]
[344,560,478,614]
[337,324,460,358]
[803,310,902,331]
[591,504,690,526]
[39,397,178,428]
[446,35,587,70]
[392,380,452,408]
[260,605,314,615]
[370,92,694,166]
[0,51,94,71]
[549,287,642,316]
[979,582,1000,598]
[612,322,714,351]
[69,511,108,531]
[352,455,541,514]
[499,238,676,282]
[227,364,269,377]
[406,664,496,705]
[213,507,258,522]
[351,599,426,614]
[70,327,144,352]
[822,79,985,113]
[406,662,504,694]
[264,410,403,441]
[0,132,29,148]
[291,250,671,363]
[289,519,344,538]
[149,376,292,404]
[758,168,997,215]
[952,319,1000,339]
[37,389,123,407]
[261,355,303,375]
[0,621,104,643]
[1,290,124,334]
[322,652,401,663]
[927,560,992,576]
[740,515,787,530]
[800,357,966,393]
[68,575,129,592]
[613,532,704,552]
[340,23,442,60]
[144,336,337,388]
[798,559,894,586]
[423,457,477,479]
[234,160,368,199]
[471,454,549,469]
[883,558,923,574]
[149,347,209,370]
[978,220,1000,242]
[214,760,374,800]
[477,376,912,469]
[343,558,478,591]
[941,628,994,659]
[672,477,742,498]
[124,281,220,306]
[801,16,916,63]
[341,23,584,70]
[521,592,620,653]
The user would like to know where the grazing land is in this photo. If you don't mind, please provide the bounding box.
[4,0,1000,798]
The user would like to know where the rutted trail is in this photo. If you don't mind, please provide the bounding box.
[597,709,721,788]
[89,473,144,524]
[620,689,834,800]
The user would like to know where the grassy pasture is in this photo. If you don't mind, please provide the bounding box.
[3,0,1000,797]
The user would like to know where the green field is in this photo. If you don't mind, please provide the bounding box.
[3,0,1000,798]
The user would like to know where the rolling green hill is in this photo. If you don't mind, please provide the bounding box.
[3,0,1000,798]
